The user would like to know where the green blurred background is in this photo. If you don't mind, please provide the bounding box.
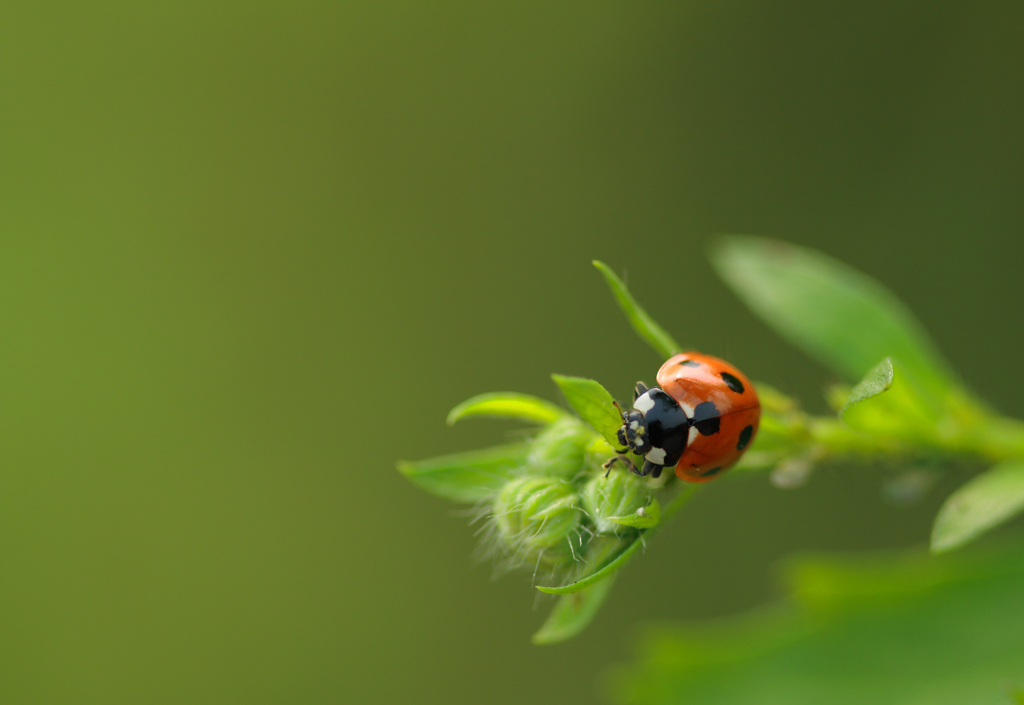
[2,2,1023,703]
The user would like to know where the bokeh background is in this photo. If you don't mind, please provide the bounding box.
[3,2,1023,703]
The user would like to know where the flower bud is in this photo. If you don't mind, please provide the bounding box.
[493,477,583,565]
[582,471,651,535]
[526,417,592,479]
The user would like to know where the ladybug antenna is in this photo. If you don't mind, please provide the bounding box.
[612,400,627,421]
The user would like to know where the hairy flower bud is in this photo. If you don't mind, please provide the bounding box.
[526,417,592,479]
[582,471,651,535]
[493,477,583,565]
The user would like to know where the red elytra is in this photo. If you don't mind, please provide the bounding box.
[656,352,761,482]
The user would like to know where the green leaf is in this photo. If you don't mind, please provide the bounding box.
[593,260,681,359]
[710,236,960,406]
[531,576,616,645]
[840,358,893,415]
[931,460,1024,553]
[609,496,661,529]
[397,443,529,503]
[608,541,1024,705]
[552,374,623,447]
[587,434,617,457]
[447,392,566,426]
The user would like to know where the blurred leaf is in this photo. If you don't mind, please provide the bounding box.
[532,576,616,645]
[608,541,1024,705]
[397,443,529,503]
[593,260,681,359]
[552,374,623,447]
[932,460,1024,553]
[841,358,893,415]
[447,392,566,426]
[710,236,960,405]
[609,497,661,529]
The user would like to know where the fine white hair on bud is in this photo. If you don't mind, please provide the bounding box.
[492,477,584,568]
[581,471,651,535]
[525,417,594,479]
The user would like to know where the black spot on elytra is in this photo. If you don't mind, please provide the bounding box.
[699,466,723,478]
[692,401,720,436]
[736,424,754,451]
[678,359,700,367]
[720,371,744,394]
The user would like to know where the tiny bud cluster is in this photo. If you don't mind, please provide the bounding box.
[483,418,655,576]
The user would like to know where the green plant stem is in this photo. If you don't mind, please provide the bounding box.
[952,414,1024,462]
[763,406,1024,468]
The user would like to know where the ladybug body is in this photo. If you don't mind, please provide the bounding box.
[614,352,760,483]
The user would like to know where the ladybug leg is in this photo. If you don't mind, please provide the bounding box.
[602,456,663,479]
[642,460,663,478]
[601,455,638,477]
[633,381,649,401]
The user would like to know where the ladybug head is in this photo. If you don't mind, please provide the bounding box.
[614,402,651,456]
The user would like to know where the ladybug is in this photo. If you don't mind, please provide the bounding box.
[610,352,760,482]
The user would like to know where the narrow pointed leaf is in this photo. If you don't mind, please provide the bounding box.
[931,460,1024,553]
[531,577,616,645]
[710,236,959,405]
[552,374,623,447]
[609,497,662,529]
[537,537,641,594]
[841,357,942,439]
[397,443,530,503]
[593,260,681,359]
[447,392,566,426]
[840,358,893,416]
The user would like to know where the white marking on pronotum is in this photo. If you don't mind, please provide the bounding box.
[645,447,667,464]
[633,392,655,413]
[677,400,697,448]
